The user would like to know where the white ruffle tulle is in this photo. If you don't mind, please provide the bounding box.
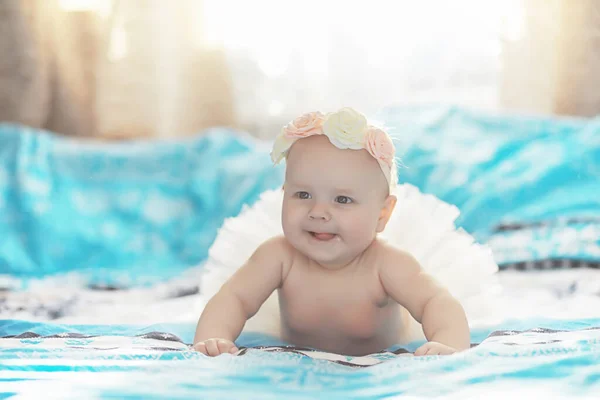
[200,184,499,343]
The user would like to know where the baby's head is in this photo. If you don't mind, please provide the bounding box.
[271,107,398,268]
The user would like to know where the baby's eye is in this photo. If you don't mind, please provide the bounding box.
[335,195,353,204]
[296,191,311,200]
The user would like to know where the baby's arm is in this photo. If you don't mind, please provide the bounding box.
[193,236,290,356]
[379,250,470,355]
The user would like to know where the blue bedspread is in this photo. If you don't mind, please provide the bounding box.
[381,106,600,266]
[1,107,599,398]
[1,318,600,399]
[1,105,599,286]
[0,126,283,287]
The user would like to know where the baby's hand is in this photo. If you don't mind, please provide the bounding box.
[193,338,239,356]
[414,341,457,356]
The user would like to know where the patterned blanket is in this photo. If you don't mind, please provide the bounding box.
[2,321,600,398]
[3,326,594,367]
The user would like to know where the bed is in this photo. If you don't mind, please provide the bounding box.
[1,105,599,398]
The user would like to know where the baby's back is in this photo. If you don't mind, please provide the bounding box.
[278,240,407,356]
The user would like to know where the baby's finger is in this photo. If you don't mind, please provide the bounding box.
[217,340,235,354]
[229,346,239,354]
[205,339,221,356]
[193,342,208,355]
[414,345,429,356]
[425,347,440,356]
[441,346,457,355]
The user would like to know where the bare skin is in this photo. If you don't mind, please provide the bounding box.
[194,135,470,357]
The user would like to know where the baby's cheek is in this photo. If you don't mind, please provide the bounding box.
[343,214,378,241]
[282,207,299,228]
[282,210,306,243]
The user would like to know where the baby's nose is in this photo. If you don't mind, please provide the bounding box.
[308,204,331,221]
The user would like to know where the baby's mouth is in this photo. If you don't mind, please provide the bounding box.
[309,232,337,241]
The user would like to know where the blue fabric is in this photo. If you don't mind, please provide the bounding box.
[2,318,600,398]
[0,124,284,286]
[380,105,600,264]
[1,106,599,284]
[2,317,599,348]
[1,107,600,397]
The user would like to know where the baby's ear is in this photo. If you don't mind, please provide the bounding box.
[376,195,397,233]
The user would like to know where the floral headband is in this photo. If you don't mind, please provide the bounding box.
[271,107,397,189]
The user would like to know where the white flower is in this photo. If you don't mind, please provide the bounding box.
[270,131,295,164]
[322,107,368,150]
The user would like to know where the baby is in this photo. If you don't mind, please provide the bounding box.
[194,107,470,357]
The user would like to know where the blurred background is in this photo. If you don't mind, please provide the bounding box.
[2,0,599,140]
[0,0,599,334]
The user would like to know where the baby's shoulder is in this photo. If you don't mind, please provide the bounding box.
[259,235,284,247]
[256,235,294,256]
[254,235,296,270]
[373,239,422,271]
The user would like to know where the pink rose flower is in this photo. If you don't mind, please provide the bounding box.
[283,111,325,139]
[364,126,395,167]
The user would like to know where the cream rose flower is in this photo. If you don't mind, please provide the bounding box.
[270,132,295,164]
[283,111,325,139]
[364,126,395,167]
[322,107,368,150]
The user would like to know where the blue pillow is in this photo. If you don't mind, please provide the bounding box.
[0,124,284,286]
[380,106,600,236]
[2,105,598,284]
[380,105,600,265]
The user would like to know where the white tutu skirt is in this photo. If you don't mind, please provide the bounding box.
[200,184,499,343]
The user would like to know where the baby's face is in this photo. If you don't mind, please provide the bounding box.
[282,135,395,268]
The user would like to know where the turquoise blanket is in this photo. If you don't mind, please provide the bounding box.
[1,106,598,285]
[382,106,600,265]
[1,318,600,398]
[1,107,599,398]
[0,126,283,286]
